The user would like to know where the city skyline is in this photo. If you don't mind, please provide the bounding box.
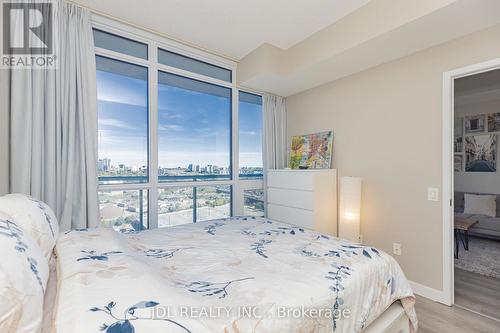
[98,157,263,175]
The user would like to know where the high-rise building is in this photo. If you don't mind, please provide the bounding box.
[98,158,111,172]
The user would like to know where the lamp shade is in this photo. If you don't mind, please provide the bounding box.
[339,176,362,243]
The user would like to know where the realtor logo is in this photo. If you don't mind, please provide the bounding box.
[1,0,56,68]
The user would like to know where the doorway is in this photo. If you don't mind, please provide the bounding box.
[443,59,500,319]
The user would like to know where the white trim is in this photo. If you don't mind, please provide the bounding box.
[156,62,233,89]
[232,69,241,215]
[409,280,447,304]
[442,57,500,306]
[149,45,159,229]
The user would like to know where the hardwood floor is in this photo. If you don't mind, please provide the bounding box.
[454,268,500,320]
[415,295,500,333]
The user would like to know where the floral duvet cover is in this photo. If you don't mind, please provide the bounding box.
[54,217,417,333]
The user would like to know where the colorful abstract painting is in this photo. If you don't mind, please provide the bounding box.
[290,131,333,169]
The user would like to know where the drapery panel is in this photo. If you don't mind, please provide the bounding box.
[263,94,287,170]
[10,1,98,230]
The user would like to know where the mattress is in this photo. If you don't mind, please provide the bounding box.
[52,216,417,333]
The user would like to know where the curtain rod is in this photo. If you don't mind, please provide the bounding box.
[65,0,240,63]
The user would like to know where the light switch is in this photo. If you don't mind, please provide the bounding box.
[427,188,439,201]
[393,243,402,256]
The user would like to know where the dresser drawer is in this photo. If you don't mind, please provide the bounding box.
[267,187,314,210]
[267,171,314,191]
[267,204,314,229]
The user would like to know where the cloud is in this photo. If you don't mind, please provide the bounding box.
[97,72,147,107]
[240,130,258,136]
[158,124,183,132]
[99,118,136,130]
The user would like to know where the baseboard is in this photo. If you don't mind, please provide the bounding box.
[409,280,447,304]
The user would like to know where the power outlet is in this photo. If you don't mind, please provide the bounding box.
[427,188,439,201]
[393,243,402,256]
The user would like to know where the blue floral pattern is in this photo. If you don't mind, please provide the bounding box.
[259,226,305,236]
[77,250,123,262]
[181,277,255,299]
[0,217,44,291]
[204,221,226,235]
[143,247,192,259]
[250,239,272,258]
[29,197,56,238]
[90,301,191,333]
[326,264,351,331]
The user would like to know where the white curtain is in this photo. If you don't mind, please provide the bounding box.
[263,94,287,170]
[10,1,98,230]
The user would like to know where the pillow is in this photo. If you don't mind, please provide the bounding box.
[0,193,59,259]
[464,193,497,217]
[0,211,49,333]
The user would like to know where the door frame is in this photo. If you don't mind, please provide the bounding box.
[442,58,500,306]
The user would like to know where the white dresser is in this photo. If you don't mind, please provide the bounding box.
[266,169,338,236]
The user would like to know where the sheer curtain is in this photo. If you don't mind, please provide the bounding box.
[263,94,287,170]
[9,1,98,230]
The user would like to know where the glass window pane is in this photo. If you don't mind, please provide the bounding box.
[158,187,194,228]
[244,188,265,217]
[239,91,263,179]
[93,29,148,60]
[99,190,148,232]
[158,71,231,182]
[158,48,231,82]
[196,185,231,222]
[97,56,148,184]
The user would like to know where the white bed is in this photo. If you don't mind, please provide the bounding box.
[43,216,417,333]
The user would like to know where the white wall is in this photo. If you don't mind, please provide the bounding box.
[287,23,500,291]
[455,99,500,194]
[0,69,8,195]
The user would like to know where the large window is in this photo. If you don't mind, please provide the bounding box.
[239,91,263,179]
[158,72,231,181]
[94,24,264,229]
[243,188,265,217]
[98,189,148,232]
[96,56,148,184]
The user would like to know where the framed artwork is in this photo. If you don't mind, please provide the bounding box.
[454,118,463,153]
[465,115,485,134]
[454,154,463,172]
[290,131,333,169]
[465,134,497,172]
[454,117,463,137]
[454,137,463,153]
[488,113,500,132]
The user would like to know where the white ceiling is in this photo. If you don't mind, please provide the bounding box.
[73,0,370,60]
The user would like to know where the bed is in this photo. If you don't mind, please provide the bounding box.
[44,216,417,333]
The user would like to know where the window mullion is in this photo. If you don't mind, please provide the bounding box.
[231,83,240,216]
[148,44,159,229]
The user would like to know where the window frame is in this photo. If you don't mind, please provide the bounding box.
[92,15,265,229]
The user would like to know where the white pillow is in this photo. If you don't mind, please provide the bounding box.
[0,211,49,333]
[0,194,59,259]
[464,193,497,217]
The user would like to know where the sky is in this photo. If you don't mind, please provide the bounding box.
[97,68,262,169]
